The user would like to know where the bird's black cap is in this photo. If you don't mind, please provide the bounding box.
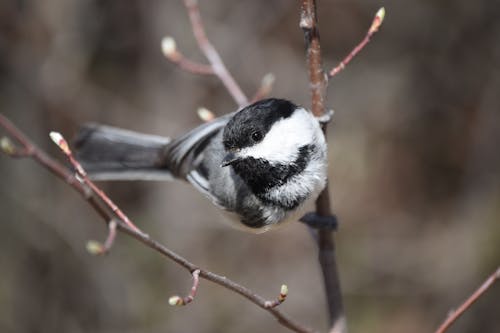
[222,98,297,151]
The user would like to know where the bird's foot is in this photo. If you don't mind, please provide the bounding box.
[299,212,338,230]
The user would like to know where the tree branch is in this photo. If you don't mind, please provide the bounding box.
[169,269,201,306]
[435,266,500,333]
[0,114,315,333]
[86,219,118,255]
[300,1,346,332]
[300,0,327,118]
[49,131,144,235]
[265,284,289,309]
[161,36,215,75]
[250,73,276,103]
[328,8,385,78]
[0,115,110,222]
[181,0,248,107]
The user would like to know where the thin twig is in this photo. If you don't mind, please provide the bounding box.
[0,115,315,333]
[435,267,500,333]
[49,132,144,235]
[1,116,76,185]
[328,8,385,78]
[169,269,201,306]
[102,219,118,250]
[250,73,276,103]
[300,1,346,332]
[86,220,118,255]
[165,52,215,75]
[162,37,215,75]
[0,115,113,226]
[107,214,317,333]
[264,284,289,309]
[182,0,248,107]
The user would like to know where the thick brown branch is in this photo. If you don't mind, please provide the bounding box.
[182,0,248,107]
[300,0,327,118]
[300,1,346,332]
[0,115,315,333]
[435,267,500,333]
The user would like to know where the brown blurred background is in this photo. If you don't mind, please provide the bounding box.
[0,1,499,332]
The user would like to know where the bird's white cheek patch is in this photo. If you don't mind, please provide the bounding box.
[239,108,320,163]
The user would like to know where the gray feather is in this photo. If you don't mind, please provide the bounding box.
[74,116,232,182]
[160,113,233,178]
[74,124,172,180]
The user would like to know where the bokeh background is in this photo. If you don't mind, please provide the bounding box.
[1,1,499,332]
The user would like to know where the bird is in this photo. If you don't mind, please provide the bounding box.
[74,98,329,232]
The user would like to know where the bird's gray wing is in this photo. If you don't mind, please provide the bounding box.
[160,113,233,180]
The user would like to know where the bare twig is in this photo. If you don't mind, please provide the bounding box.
[250,73,276,103]
[328,8,385,78]
[161,37,215,75]
[49,132,144,235]
[435,267,500,333]
[169,269,201,306]
[264,284,289,309]
[300,1,346,332]
[182,0,248,107]
[102,219,118,251]
[1,117,76,184]
[0,114,315,333]
[86,220,118,255]
[0,116,117,232]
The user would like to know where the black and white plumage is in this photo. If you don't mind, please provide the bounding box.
[74,98,328,232]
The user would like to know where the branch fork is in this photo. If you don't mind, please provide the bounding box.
[264,284,289,308]
[164,0,249,107]
[86,220,118,255]
[169,269,201,306]
[49,131,144,236]
[162,0,276,109]
[161,36,214,75]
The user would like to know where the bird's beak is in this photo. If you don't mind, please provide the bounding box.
[221,152,239,167]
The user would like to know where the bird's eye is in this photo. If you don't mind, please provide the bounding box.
[251,131,263,142]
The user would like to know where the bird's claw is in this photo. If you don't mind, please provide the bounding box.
[299,212,338,230]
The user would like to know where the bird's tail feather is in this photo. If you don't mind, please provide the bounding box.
[73,124,173,181]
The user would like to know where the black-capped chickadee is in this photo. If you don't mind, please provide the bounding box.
[75,98,328,232]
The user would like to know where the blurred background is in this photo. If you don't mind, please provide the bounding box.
[0,0,499,332]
